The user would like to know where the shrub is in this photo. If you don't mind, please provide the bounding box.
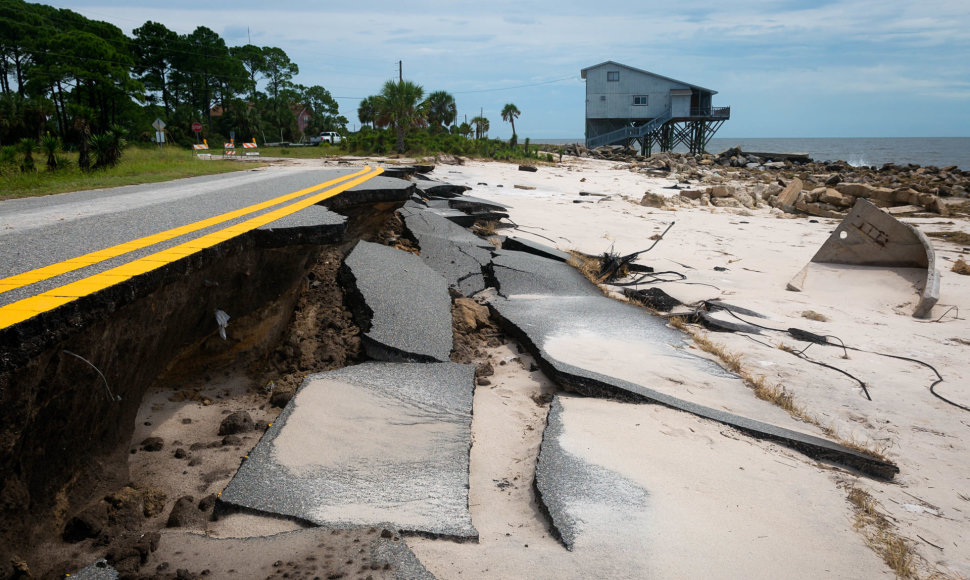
[90,125,127,170]
[19,138,35,173]
[41,133,60,170]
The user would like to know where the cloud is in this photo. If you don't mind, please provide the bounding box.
[40,0,970,137]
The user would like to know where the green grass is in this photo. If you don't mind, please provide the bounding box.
[255,144,344,159]
[0,145,266,201]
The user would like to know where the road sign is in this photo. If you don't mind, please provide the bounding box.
[155,131,165,144]
[152,118,166,131]
[192,122,203,133]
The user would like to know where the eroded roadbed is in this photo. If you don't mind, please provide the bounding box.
[1,165,901,578]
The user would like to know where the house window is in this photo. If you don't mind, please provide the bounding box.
[633,95,648,106]
[607,71,619,82]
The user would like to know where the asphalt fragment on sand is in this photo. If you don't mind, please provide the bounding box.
[486,249,898,479]
[343,240,453,362]
[413,179,471,199]
[535,395,650,551]
[500,235,572,263]
[220,361,478,539]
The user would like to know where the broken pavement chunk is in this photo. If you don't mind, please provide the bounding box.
[342,241,453,362]
[219,362,478,539]
[535,395,649,551]
[787,198,939,318]
[501,236,572,263]
[488,250,898,479]
[413,179,471,199]
[399,205,493,296]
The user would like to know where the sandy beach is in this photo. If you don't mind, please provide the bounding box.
[404,155,970,579]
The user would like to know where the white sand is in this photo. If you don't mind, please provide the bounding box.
[273,378,457,469]
[409,156,970,579]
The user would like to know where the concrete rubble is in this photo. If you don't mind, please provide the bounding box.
[555,144,968,217]
[788,198,940,318]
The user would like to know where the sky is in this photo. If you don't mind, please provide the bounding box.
[40,0,970,139]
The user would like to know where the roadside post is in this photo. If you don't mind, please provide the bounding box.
[152,118,166,148]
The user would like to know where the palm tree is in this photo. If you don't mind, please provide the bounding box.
[470,116,489,140]
[423,90,456,134]
[357,95,378,129]
[375,80,425,153]
[501,103,521,141]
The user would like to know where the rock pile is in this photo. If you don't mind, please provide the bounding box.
[562,144,968,217]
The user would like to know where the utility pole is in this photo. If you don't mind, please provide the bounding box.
[398,61,402,82]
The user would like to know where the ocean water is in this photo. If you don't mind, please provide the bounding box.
[533,137,970,170]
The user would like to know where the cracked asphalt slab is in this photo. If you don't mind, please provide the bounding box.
[486,249,899,479]
[321,175,415,211]
[413,179,470,198]
[399,205,493,296]
[439,194,509,215]
[253,204,346,247]
[220,362,478,539]
[500,236,572,263]
[343,240,453,362]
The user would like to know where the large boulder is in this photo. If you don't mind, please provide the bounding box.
[835,182,878,198]
[819,188,844,206]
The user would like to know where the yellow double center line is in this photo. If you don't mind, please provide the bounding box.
[0,166,383,330]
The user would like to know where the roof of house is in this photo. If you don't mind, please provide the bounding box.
[580,61,717,94]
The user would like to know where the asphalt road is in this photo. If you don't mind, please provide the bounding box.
[0,165,379,315]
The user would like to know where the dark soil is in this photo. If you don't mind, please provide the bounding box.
[261,247,364,406]
[450,297,504,365]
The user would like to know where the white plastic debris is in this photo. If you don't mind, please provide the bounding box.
[215,309,231,340]
[901,503,941,517]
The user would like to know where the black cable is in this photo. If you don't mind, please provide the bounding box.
[845,346,969,413]
[741,334,872,400]
[620,222,675,261]
[706,304,970,411]
[611,271,687,287]
[708,304,787,332]
[792,343,872,400]
[504,220,561,246]
[915,305,961,323]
